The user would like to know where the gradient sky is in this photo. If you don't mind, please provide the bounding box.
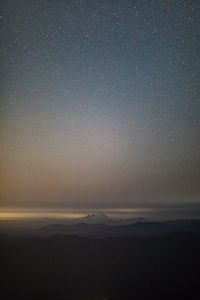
[1,0,200,218]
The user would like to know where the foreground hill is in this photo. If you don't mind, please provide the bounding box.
[1,233,200,300]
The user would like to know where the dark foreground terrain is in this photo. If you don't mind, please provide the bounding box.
[1,233,200,300]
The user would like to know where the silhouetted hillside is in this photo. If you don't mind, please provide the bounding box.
[1,233,200,300]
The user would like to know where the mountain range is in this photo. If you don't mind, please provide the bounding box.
[1,214,200,238]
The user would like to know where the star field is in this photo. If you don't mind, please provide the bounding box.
[0,0,200,216]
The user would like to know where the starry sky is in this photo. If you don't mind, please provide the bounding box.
[1,0,200,219]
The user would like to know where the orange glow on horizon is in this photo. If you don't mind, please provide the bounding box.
[0,211,85,220]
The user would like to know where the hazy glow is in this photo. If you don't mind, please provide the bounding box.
[0,207,147,220]
[0,211,85,220]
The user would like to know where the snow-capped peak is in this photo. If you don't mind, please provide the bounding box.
[83,212,109,224]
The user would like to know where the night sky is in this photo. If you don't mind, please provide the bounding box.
[1,0,200,219]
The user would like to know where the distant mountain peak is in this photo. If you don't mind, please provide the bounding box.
[85,212,108,218]
[83,212,110,223]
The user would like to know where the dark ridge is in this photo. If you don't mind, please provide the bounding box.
[1,233,200,300]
